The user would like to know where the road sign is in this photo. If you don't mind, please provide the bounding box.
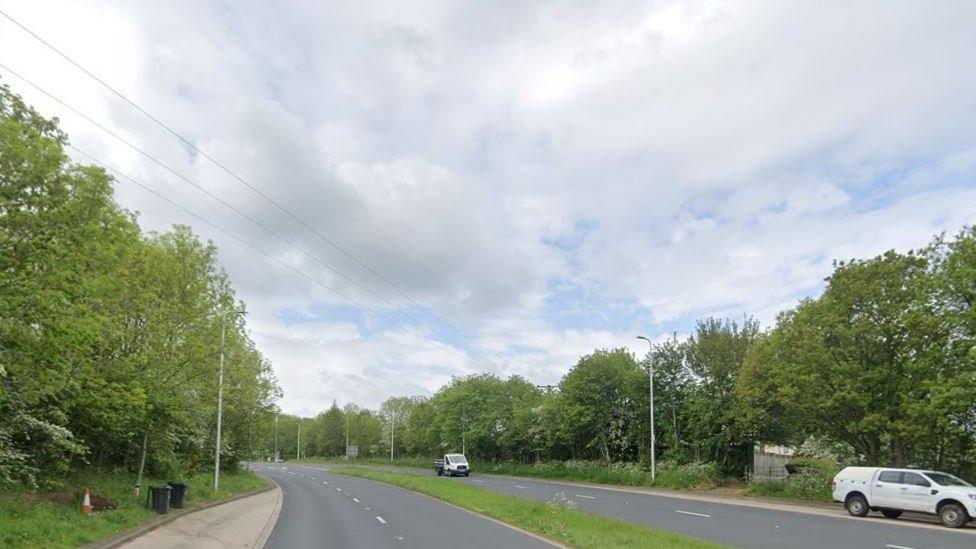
[346,445,358,458]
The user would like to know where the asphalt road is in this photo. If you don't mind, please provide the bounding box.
[252,463,553,549]
[300,464,976,549]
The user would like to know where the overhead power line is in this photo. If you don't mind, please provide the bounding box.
[0,62,509,371]
[0,7,484,350]
[66,142,475,364]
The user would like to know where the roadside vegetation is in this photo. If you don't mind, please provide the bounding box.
[0,469,267,548]
[282,225,976,501]
[307,456,726,491]
[0,85,280,546]
[743,458,840,502]
[0,85,279,490]
[333,467,727,549]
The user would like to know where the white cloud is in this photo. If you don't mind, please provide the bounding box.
[2,0,975,411]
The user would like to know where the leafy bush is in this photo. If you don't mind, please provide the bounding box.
[745,458,839,501]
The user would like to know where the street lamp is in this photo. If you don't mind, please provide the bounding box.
[215,307,244,492]
[637,336,655,482]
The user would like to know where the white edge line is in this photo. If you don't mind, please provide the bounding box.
[575,494,596,499]
[514,485,528,489]
[885,545,917,549]
[675,510,711,518]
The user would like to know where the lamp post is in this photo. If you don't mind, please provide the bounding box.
[215,307,244,492]
[390,409,396,462]
[637,336,655,482]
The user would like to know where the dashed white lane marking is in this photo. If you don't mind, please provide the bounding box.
[353,498,360,503]
[514,485,528,489]
[675,510,711,518]
[323,481,328,485]
[376,516,387,524]
[336,487,343,492]
[471,479,484,483]
[575,494,597,500]
[885,545,917,549]
[311,476,316,480]
[365,507,371,511]
[288,472,296,475]
[395,535,404,542]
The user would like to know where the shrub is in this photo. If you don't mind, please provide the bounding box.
[745,458,839,501]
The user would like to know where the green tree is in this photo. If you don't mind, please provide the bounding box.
[558,349,644,463]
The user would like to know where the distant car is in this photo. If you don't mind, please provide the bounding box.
[434,453,470,477]
[832,466,976,528]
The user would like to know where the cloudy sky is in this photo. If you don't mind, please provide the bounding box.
[3,0,975,415]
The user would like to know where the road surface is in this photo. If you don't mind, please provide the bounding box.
[302,463,976,549]
[252,463,553,549]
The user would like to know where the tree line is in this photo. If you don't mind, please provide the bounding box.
[0,85,280,488]
[283,229,976,480]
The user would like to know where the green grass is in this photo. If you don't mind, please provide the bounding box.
[296,456,432,469]
[297,457,727,490]
[332,467,728,549]
[0,469,268,549]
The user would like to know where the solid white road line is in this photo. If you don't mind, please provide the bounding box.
[514,485,528,489]
[472,480,484,483]
[885,545,917,549]
[675,510,711,518]
[376,516,387,524]
[575,494,597,500]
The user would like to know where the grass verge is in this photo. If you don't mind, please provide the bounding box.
[332,466,727,549]
[0,469,268,549]
[297,457,728,490]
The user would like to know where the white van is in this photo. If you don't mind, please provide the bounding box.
[832,466,976,528]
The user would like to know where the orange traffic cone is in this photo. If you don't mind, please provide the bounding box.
[82,488,92,515]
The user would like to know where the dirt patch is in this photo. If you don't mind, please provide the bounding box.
[19,490,117,511]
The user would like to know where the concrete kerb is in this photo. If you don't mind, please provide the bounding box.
[82,480,277,549]
[253,477,284,549]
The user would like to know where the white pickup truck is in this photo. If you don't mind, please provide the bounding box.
[832,466,976,528]
[434,454,470,477]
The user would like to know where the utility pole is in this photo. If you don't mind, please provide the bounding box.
[637,336,655,482]
[390,409,396,462]
[214,315,226,492]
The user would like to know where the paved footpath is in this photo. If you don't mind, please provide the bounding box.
[120,487,282,549]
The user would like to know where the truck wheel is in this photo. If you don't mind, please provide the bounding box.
[881,509,902,519]
[464,473,469,477]
[845,494,869,517]
[939,503,968,528]
[436,470,442,476]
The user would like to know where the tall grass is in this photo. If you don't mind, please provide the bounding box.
[744,458,839,502]
[0,469,267,549]
[296,456,727,490]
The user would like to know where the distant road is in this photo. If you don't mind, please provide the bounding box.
[252,463,553,549]
[297,463,976,549]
